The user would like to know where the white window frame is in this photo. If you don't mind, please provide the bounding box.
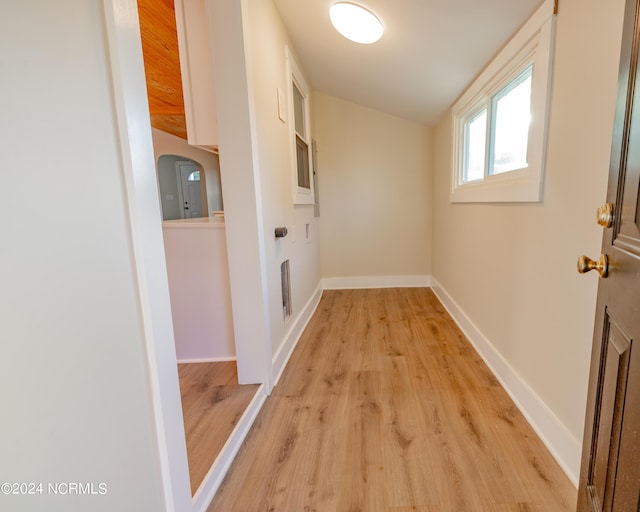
[286,46,315,205]
[450,0,556,203]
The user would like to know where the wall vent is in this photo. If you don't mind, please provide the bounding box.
[281,260,292,321]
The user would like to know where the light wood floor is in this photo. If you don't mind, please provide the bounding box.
[178,361,259,495]
[208,288,577,511]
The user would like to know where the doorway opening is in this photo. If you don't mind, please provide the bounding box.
[136,0,259,499]
[157,154,224,221]
[153,145,258,496]
[157,156,206,219]
[176,161,203,218]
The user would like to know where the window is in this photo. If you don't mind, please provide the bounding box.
[295,134,310,188]
[451,0,556,203]
[286,47,314,205]
[489,66,532,175]
[463,108,487,183]
[186,170,200,181]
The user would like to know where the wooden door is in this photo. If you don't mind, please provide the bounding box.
[576,0,640,510]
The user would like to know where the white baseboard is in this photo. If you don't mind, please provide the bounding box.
[272,282,324,387]
[176,356,236,364]
[430,279,581,487]
[192,384,267,512]
[323,275,431,290]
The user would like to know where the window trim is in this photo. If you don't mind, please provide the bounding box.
[286,46,314,205]
[450,0,556,203]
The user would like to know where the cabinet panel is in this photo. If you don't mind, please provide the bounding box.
[175,0,219,152]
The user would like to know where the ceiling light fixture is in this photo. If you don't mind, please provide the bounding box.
[329,2,384,45]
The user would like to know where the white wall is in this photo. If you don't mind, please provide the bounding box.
[313,93,432,285]
[163,222,235,361]
[243,0,322,365]
[208,0,322,387]
[0,2,174,510]
[431,0,626,478]
[152,128,223,216]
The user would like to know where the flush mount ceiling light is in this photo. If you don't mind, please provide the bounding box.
[329,2,384,44]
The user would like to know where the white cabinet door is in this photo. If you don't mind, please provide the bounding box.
[174,0,218,152]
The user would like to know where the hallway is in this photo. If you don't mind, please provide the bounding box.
[208,288,576,511]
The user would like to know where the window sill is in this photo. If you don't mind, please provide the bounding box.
[450,168,543,203]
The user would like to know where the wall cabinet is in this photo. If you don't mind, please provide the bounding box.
[174,0,219,152]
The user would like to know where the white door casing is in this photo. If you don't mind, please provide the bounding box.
[103,0,273,509]
[102,1,192,510]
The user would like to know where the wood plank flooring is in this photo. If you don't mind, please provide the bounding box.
[208,288,577,511]
[178,361,259,495]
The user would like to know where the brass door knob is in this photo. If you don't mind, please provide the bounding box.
[577,254,609,278]
[597,203,614,228]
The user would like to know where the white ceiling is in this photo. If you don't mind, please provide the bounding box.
[273,0,544,126]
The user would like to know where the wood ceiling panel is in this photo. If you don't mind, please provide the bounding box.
[137,0,187,139]
[150,114,188,140]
